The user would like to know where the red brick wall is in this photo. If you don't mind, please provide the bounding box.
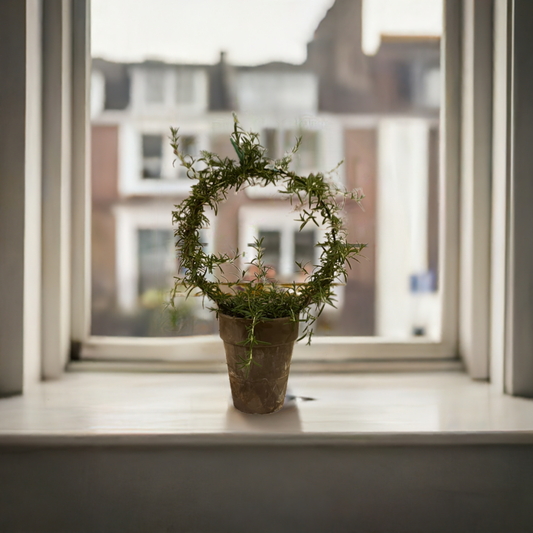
[341,128,377,335]
[91,125,119,203]
[91,125,119,320]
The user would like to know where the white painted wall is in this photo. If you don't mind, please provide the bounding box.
[24,0,43,388]
[0,1,26,395]
[458,0,492,380]
[490,0,510,393]
[41,0,73,380]
[70,0,92,348]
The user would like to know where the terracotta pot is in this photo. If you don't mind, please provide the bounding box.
[218,313,299,414]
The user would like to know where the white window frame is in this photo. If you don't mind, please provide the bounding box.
[73,0,463,369]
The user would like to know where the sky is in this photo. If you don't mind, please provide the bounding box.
[91,0,442,66]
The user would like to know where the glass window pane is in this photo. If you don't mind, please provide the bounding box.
[289,130,318,173]
[142,134,162,158]
[141,134,162,178]
[145,69,165,103]
[258,230,281,276]
[263,128,279,159]
[91,0,443,339]
[294,230,315,273]
[175,68,194,104]
[178,135,198,179]
[138,229,175,296]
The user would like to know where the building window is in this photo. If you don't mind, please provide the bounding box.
[175,69,194,104]
[258,230,281,274]
[178,135,198,179]
[138,229,176,297]
[395,62,413,103]
[285,130,318,172]
[294,230,315,273]
[263,128,279,159]
[241,205,321,283]
[145,70,165,103]
[104,204,216,337]
[261,128,318,172]
[254,228,316,281]
[141,134,163,179]
[423,67,441,108]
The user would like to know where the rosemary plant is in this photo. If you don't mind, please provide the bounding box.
[170,115,365,372]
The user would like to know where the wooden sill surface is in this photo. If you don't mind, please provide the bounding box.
[1,371,533,446]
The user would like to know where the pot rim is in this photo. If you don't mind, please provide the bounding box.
[218,312,297,324]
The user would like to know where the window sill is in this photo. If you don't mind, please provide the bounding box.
[1,371,533,446]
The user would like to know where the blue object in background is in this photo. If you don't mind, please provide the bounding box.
[409,271,437,293]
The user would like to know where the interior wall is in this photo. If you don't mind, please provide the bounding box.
[459,0,493,380]
[0,2,26,396]
[0,0,43,396]
[505,0,533,397]
[491,0,511,393]
[24,0,43,388]
[1,444,533,533]
[41,0,72,379]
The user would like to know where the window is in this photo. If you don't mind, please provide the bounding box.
[285,129,319,173]
[259,128,319,175]
[145,69,165,103]
[85,0,460,362]
[263,128,279,159]
[254,228,318,281]
[140,133,198,182]
[294,230,315,274]
[175,68,194,104]
[178,135,198,179]
[423,67,441,108]
[258,230,281,275]
[395,62,413,103]
[240,206,323,286]
[141,134,163,178]
[97,203,215,337]
[138,229,175,296]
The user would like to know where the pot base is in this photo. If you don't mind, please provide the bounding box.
[229,375,289,415]
[218,313,298,415]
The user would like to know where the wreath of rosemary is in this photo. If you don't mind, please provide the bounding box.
[170,115,365,372]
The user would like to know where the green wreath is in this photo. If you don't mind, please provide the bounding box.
[170,115,365,370]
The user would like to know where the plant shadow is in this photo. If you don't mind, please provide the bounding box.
[224,389,313,434]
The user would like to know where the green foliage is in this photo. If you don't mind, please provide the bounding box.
[170,115,366,372]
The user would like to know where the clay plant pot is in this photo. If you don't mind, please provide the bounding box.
[218,313,299,415]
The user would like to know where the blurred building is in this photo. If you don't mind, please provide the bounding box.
[90,0,440,339]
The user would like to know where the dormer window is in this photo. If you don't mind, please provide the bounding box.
[175,69,194,104]
[145,69,165,104]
